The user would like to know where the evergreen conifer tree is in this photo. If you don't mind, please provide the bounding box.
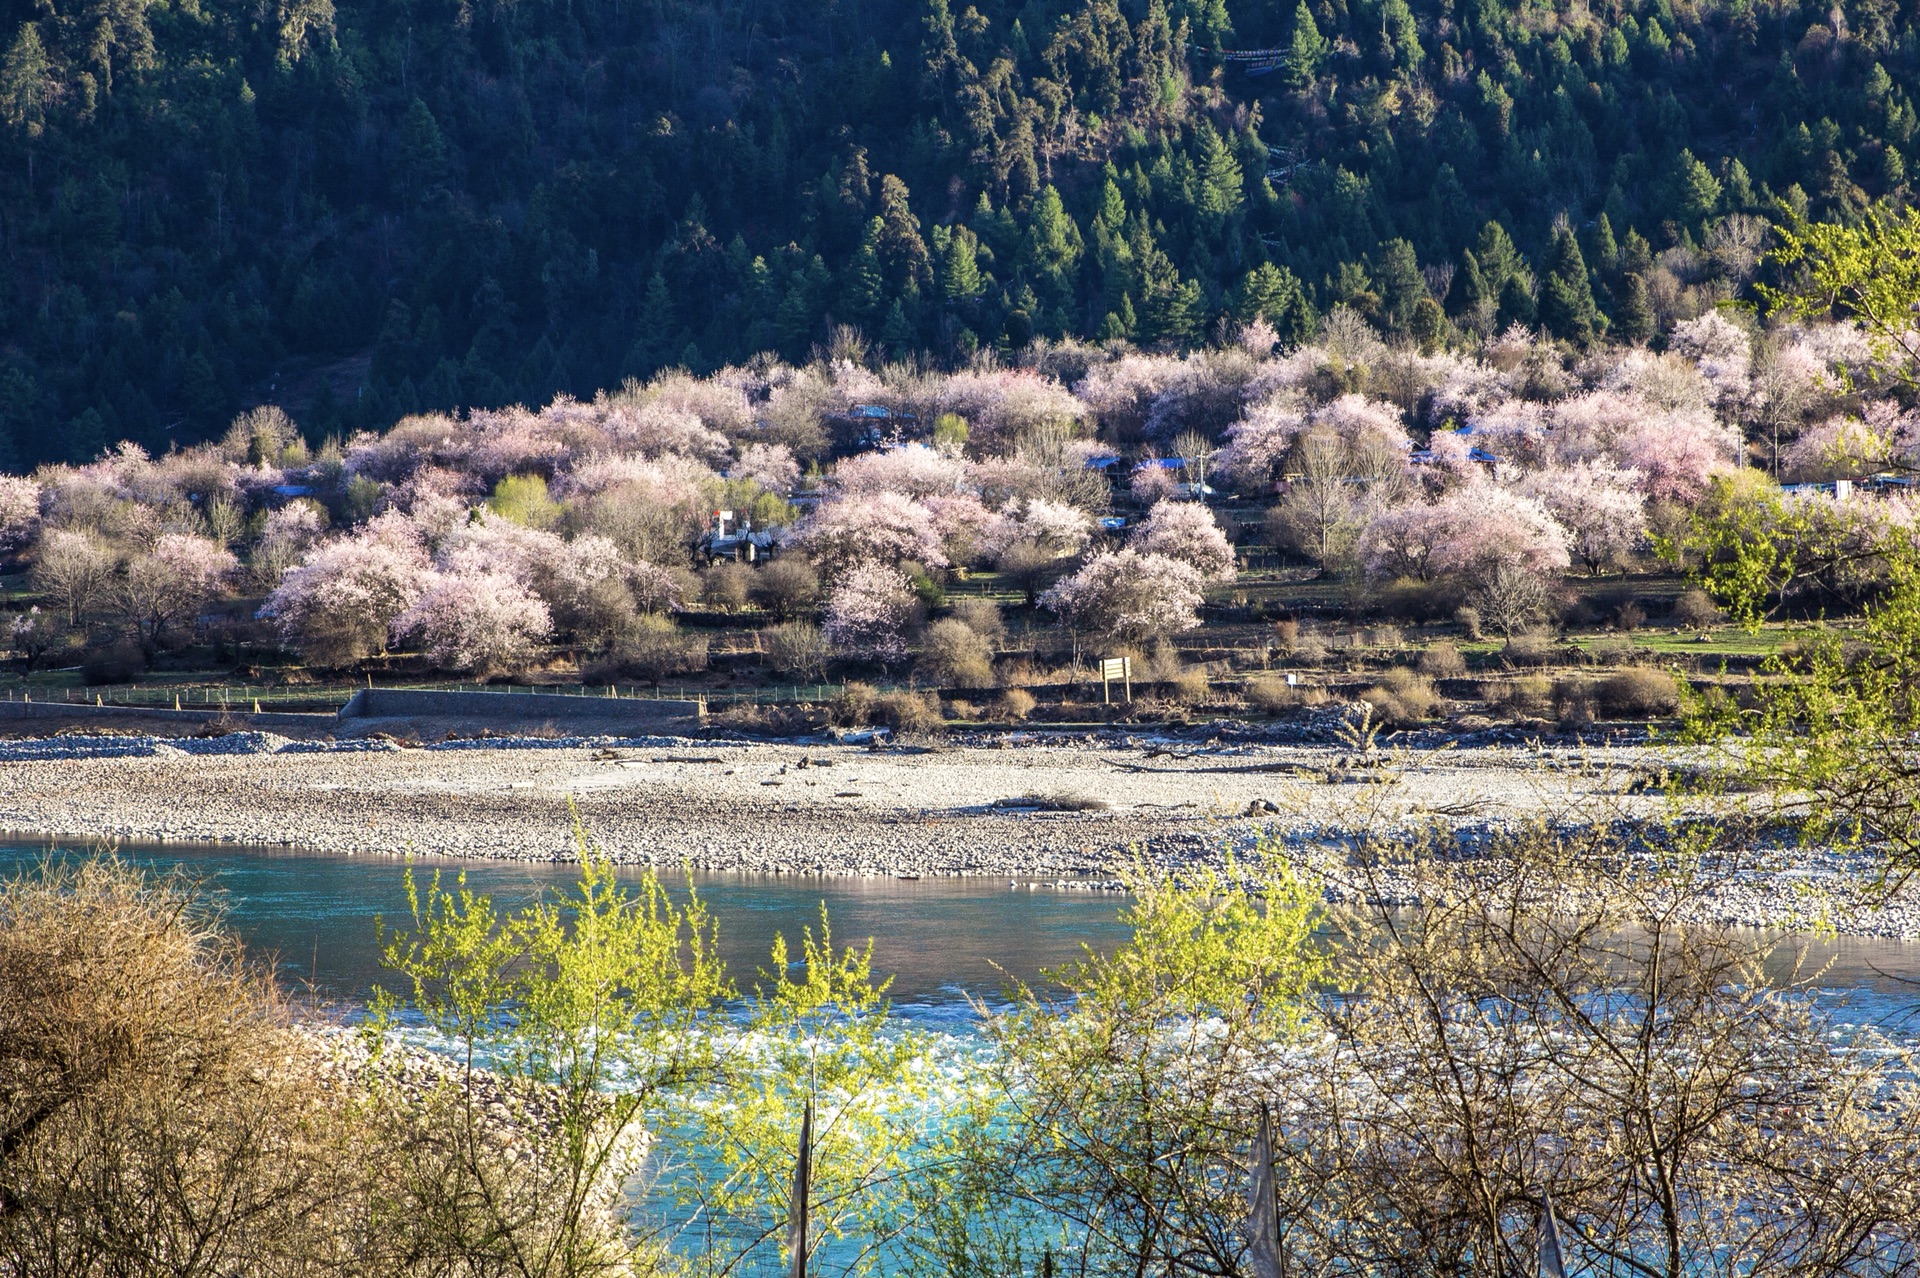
[1098,294,1137,342]
[1020,186,1084,306]
[1285,2,1327,89]
[843,220,888,322]
[1196,123,1244,221]
[880,298,916,349]
[1445,248,1489,316]
[0,23,56,143]
[630,273,679,374]
[874,175,932,298]
[1234,262,1303,326]
[939,228,982,306]
[1592,213,1619,273]
[1371,239,1428,334]
[1539,225,1600,345]
[1613,272,1656,344]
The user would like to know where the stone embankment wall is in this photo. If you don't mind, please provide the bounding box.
[0,688,705,737]
[0,700,334,733]
[337,688,704,731]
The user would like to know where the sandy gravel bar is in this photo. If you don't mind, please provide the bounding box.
[3,731,1917,938]
[0,732,1669,872]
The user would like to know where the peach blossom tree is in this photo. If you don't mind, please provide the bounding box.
[1041,549,1206,647]
[261,532,433,667]
[823,560,918,665]
[395,570,553,674]
[1129,499,1236,582]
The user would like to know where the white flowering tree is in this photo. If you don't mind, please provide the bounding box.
[1128,499,1236,582]
[0,475,42,552]
[120,533,236,655]
[31,529,116,625]
[823,561,917,665]
[260,533,433,667]
[1040,549,1206,649]
[395,570,553,674]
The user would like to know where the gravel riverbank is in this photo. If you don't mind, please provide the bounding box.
[1,728,1915,939]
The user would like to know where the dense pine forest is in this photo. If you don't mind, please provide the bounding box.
[0,0,1913,464]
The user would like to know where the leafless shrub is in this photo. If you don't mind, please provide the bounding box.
[1598,666,1681,717]
[829,681,877,726]
[996,688,1037,721]
[1293,630,1330,665]
[874,689,943,735]
[700,562,755,612]
[592,614,708,687]
[711,702,821,736]
[1470,560,1555,637]
[989,792,1110,812]
[1168,666,1211,704]
[751,558,820,620]
[1502,628,1556,666]
[0,859,646,1278]
[761,620,831,681]
[1497,674,1552,718]
[1672,587,1723,628]
[1587,635,1640,666]
[998,658,1045,688]
[918,617,996,688]
[1244,674,1303,713]
[1360,667,1440,726]
[949,598,1007,648]
[1553,675,1596,728]
[1274,819,1920,1277]
[1417,643,1466,679]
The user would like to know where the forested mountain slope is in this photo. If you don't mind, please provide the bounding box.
[0,0,1911,464]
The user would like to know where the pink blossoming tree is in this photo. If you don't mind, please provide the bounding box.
[1218,394,1307,486]
[832,443,969,500]
[1360,487,1570,588]
[1515,464,1648,574]
[823,561,918,665]
[796,492,949,579]
[261,533,433,667]
[395,570,553,674]
[1128,499,1236,582]
[1040,549,1206,646]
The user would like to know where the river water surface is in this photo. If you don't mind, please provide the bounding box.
[0,839,1140,1011]
[4,837,1920,1030]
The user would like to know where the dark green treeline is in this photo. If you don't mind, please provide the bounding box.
[0,0,1911,462]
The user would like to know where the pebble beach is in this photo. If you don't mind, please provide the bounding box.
[1,727,1915,939]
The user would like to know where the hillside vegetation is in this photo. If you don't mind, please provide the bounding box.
[0,300,1905,739]
[1,0,1914,460]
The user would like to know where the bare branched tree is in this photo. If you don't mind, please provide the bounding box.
[1270,817,1920,1278]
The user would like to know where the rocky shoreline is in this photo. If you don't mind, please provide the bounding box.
[0,727,1915,940]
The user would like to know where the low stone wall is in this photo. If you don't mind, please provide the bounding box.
[338,687,705,731]
[0,699,337,734]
